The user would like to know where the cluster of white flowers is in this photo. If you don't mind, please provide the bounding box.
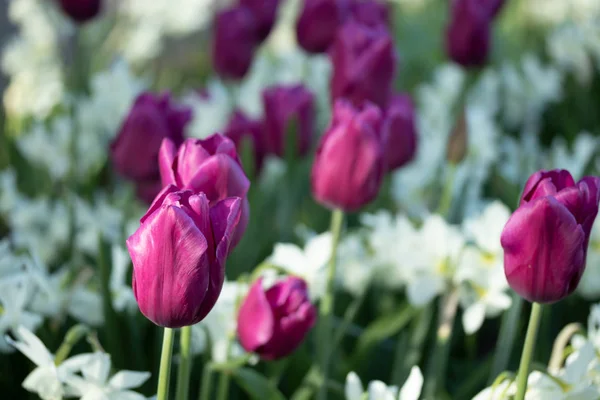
[345,367,424,400]
[7,326,151,400]
[474,304,600,399]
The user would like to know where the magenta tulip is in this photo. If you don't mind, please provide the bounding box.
[240,0,281,40]
[58,0,101,23]
[296,0,349,54]
[347,0,389,29]
[127,185,241,327]
[311,100,385,211]
[263,84,315,158]
[212,6,259,80]
[330,20,397,108]
[501,170,600,303]
[223,110,266,173]
[110,92,192,203]
[159,134,250,248]
[237,277,316,360]
[382,94,418,172]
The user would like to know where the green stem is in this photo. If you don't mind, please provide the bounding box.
[157,328,175,400]
[489,294,523,382]
[175,326,193,400]
[514,303,543,400]
[54,325,90,365]
[317,209,344,400]
[199,363,213,400]
[216,371,231,400]
[437,165,456,217]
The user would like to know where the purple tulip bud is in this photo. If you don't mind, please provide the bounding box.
[311,100,385,211]
[212,6,260,80]
[58,0,101,23]
[223,110,266,173]
[445,0,501,67]
[111,92,192,202]
[237,277,317,360]
[330,20,397,108]
[382,94,418,172]
[263,84,315,158]
[296,0,349,54]
[347,0,389,29]
[240,0,281,41]
[501,169,600,304]
[159,134,250,248]
[127,185,241,327]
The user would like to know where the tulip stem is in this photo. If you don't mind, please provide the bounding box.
[317,209,344,400]
[199,362,213,400]
[514,302,543,400]
[175,326,193,400]
[157,328,175,400]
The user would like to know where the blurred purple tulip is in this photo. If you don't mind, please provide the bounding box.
[237,277,316,360]
[127,185,241,327]
[382,94,418,172]
[212,6,260,80]
[501,170,600,303]
[58,0,101,23]
[240,0,281,40]
[263,84,315,158]
[311,100,385,211]
[223,110,266,173]
[110,92,191,203]
[296,0,349,54]
[159,134,250,248]
[330,20,397,108]
[347,0,389,29]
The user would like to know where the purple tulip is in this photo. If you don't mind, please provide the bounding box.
[237,277,316,360]
[296,0,349,54]
[347,0,389,29]
[159,134,250,248]
[445,0,506,67]
[110,92,192,203]
[240,0,281,41]
[212,6,260,80]
[501,170,600,304]
[330,20,397,108]
[58,0,101,23]
[263,84,315,158]
[311,100,385,211]
[382,94,418,172]
[127,185,241,327]
[223,110,266,173]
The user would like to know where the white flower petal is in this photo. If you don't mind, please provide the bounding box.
[345,372,364,400]
[463,302,486,335]
[108,371,151,390]
[399,367,424,400]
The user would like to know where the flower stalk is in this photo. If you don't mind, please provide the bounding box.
[157,328,175,400]
[175,326,193,400]
[514,303,543,400]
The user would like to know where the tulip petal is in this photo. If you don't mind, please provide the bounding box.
[158,138,178,187]
[185,154,250,203]
[521,169,575,205]
[577,176,600,240]
[140,184,180,223]
[175,139,212,186]
[501,196,586,303]
[127,205,210,327]
[237,278,276,352]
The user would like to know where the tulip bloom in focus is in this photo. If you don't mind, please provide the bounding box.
[311,100,385,212]
[501,170,600,303]
[237,277,316,360]
[382,94,418,172]
[110,92,192,203]
[330,20,397,108]
[263,84,315,158]
[159,134,250,248]
[127,185,241,327]
[58,0,101,23]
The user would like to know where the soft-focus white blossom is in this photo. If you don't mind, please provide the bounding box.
[73,194,124,256]
[547,133,598,179]
[336,234,374,297]
[110,246,137,314]
[345,367,423,400]
[0,277,43,352]
[578,221,600,299]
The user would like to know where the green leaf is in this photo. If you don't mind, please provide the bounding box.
[353,304,417,365]
[232,367,286,400]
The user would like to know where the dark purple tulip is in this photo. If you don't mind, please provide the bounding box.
[127,185,241,327]
[237,277,316,360]
[330,20,397,108]
[240,0,281,41]
[445,0,506,67]
[159,134,250,248]
[382,94,418,172]
[501,170,600,304]
[110,92,192,203]
[347,0,389,29]
[296,0,349,54]
[223,110,266,173]
[58,0,101,23]
[311,100,385,211]
[263,84,315,158]
[212,6,260,80]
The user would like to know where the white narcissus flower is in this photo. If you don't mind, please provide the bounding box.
[547,133,598,182]
[336,234,374,297]
[0,277,43,352]
[73,194,124,256]
[345,367,423,400]
[183,80,233,140]
[7,325,95,400]
[63,352,150,400]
